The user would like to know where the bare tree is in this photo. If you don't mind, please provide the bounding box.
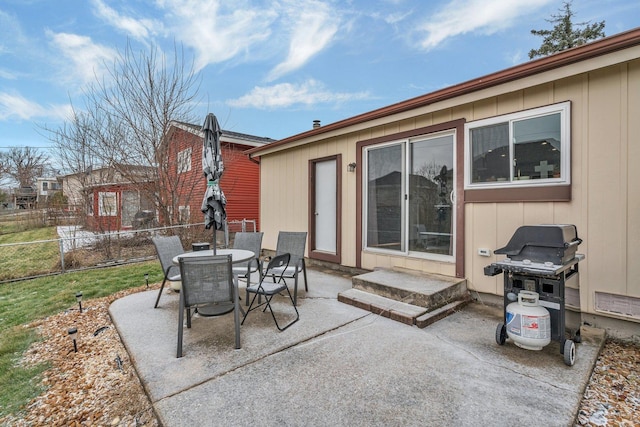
[0,147,50,188]
[45,107,99,222]
[46,41,202,226]
[529,1,605,59]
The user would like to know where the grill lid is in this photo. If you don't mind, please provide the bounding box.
[494,224,582,264]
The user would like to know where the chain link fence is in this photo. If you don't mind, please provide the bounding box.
[0,218,257,284]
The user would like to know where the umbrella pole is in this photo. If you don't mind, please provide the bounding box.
[213,228,217,255]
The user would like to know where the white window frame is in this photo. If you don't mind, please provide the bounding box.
[98,192,118,216]
[178,205,190,224]
[362,140,406,254]
[464,102,571,189]
[177,148,192,173]
[362,131,456,262]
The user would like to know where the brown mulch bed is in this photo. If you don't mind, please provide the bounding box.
[0,286,160,427]
[0,285,638,426]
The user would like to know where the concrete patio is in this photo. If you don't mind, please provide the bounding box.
[110,267,604,426]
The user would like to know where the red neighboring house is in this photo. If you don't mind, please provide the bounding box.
[165,121,272,230]
[85,165,156,231]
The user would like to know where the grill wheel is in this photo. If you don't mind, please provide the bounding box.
[495,322,507,345]
[563,339,576,366]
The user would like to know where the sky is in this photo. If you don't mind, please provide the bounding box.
[0,0,638,169]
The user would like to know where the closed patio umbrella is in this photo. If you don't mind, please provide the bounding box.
[201,113,226,253]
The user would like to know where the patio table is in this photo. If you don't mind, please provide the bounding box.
[173,249,255,316]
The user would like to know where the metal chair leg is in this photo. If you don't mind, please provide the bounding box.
[154,276,168,308]
[177,299,184,358]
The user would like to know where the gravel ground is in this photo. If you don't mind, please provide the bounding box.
[1,284,638,426]
[576,339,640,426]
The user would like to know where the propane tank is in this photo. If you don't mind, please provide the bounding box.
[505,291,551,350]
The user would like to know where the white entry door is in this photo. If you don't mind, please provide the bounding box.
[314,159,337,253]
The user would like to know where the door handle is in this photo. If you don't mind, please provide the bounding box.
[450,190,455,204]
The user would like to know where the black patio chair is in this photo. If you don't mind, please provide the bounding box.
[266,231,308,305]
[177,254,240,357]
[231,232,264,304]
[152,235,185,308]
[242,253,299,331]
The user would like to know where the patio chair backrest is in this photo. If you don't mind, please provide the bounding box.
[233,232,263,268]
[152,235,185,274]
[179,255,234,307]
[242,252,299,331]
[275,232,307,268]
[263,252,291,284]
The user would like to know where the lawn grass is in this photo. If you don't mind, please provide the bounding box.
[0,225,58,244]
[0,261,163,418]
[0,226,60,281]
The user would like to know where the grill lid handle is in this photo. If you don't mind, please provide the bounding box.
[565,237,583,248]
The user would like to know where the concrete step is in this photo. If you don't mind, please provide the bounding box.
[338,288,429,326]
[339,268,470,328]
[352,268,468,307]
[415,298,471,328]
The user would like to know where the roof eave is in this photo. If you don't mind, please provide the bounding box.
[246,27,640,157]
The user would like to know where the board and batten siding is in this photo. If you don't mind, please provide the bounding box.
[257,53,640,322]
[260,137,359,263]
[467,59,640,323]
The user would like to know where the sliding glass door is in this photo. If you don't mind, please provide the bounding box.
[364,131,455,259]
[408,134,454,256]
[365,143,404,251]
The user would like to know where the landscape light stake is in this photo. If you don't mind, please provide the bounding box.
[75,292,83,313]
[145,273,149,289]
[68,327,78,353]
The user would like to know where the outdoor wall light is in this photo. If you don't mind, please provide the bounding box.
[144,273,149,289]
[75,292,83,313]
[348,162,357,172]
[68,327,78,353]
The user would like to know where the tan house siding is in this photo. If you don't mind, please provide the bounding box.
[250,31,640,324]
[465,60,640,323]
[628,60,640,300]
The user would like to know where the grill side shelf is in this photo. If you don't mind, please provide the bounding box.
[484,264,503,276]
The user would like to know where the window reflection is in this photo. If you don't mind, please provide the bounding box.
[471,123,509,183]
[513,114,561,180]
[366,144,403,251]
[409,136,453,256]
[364,134,455,257]
[468,105,567,186]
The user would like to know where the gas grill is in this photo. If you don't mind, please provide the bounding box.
[484,224,584,366]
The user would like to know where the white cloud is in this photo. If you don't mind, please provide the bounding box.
[266,1,340,81]
[153,0,343,78]
[415,0,553,50]
[0,8,29,56]
[384,10,413,25]
[506,49,525,66]
[157,0,276,72]
[0,92,71,121]
[46,30,118,86]
[227,79,370,109]
[91,0,161,42]
[0,68,18,80]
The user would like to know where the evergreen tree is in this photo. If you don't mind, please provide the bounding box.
[529,1,605,59]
